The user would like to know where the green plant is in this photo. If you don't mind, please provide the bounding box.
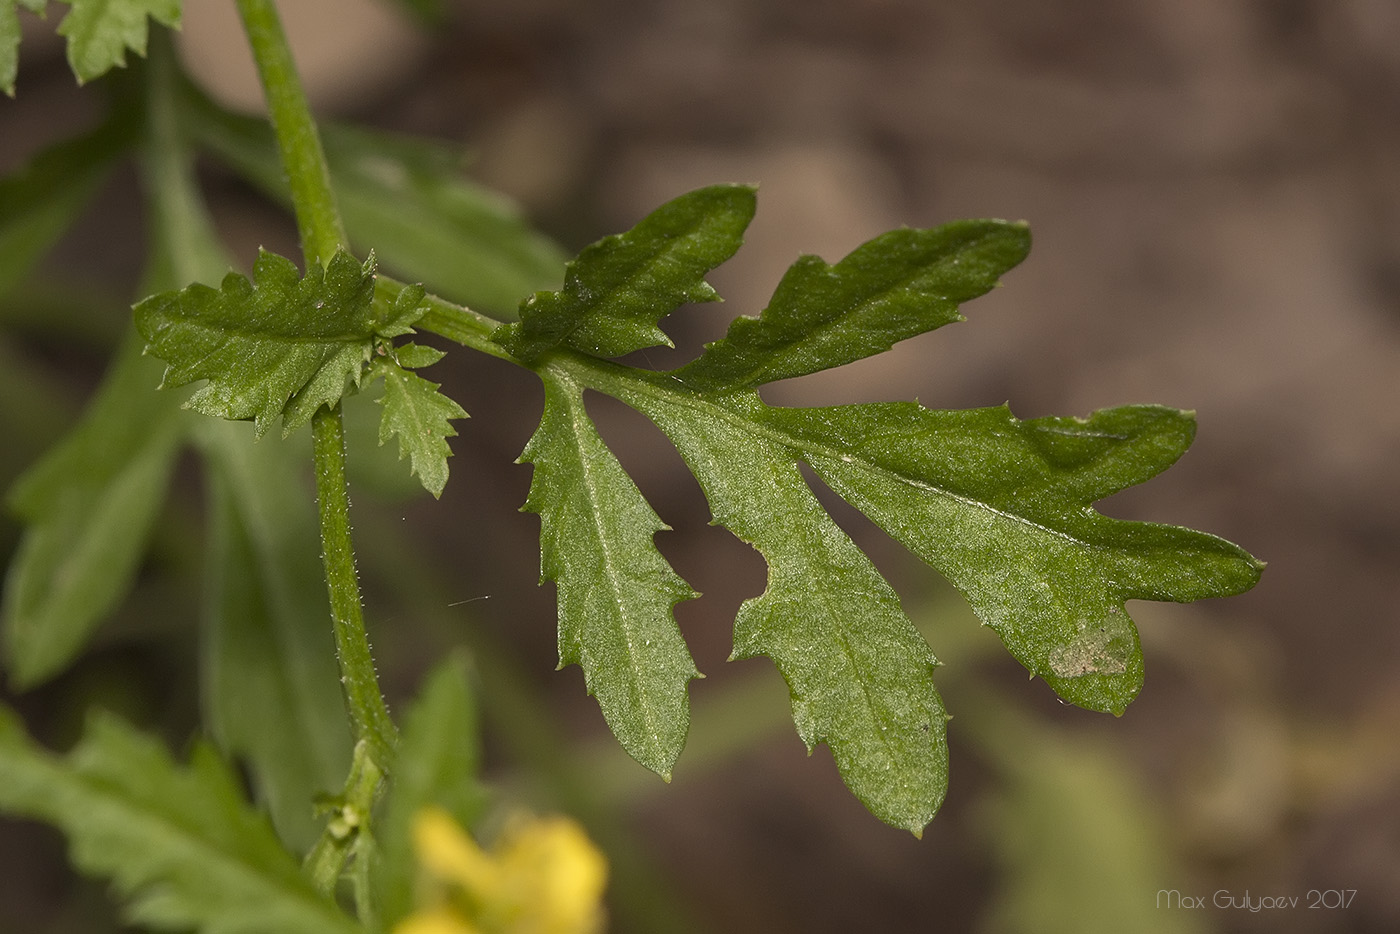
[0,2,1262,931]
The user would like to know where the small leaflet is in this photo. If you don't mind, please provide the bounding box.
[674,219,1031,391]
[136,248,380,438]
[373,348,467,499]
[519,370,700,778]
[494,184,755,361]
[58,0,181,85]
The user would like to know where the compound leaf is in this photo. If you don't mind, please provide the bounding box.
[495,184,755,361]
[519,369,699,778]
[372,349,467,498]
[675,219,1029,391]
[431,186,1263,833]
[57,0,180,85]
[0,705,359,934]
[135,247,383,437]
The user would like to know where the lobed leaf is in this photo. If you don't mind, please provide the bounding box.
[340,381,443,500]
[674,219,1030,391]
[372,348,468,499]
[618,385,947,832]
[434,185,1263,831]
[0,705,359,934]
[57,0,180,85]
[761,402,1264,713]
[135,247,382,438]
[495,185,756,360]
[520,370,700,778]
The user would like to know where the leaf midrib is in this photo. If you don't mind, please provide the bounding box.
[527,211,720,354]
[624,384,913,780]
[569,357,1094,554]
[557,377,673,761]
[679,224,1009,391]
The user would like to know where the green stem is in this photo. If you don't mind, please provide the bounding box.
[235,0,395,849]
[233,0,346,269]
[312,410,397,761]
[376,276,509,356]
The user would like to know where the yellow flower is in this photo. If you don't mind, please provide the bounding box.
[394,806,608,934]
